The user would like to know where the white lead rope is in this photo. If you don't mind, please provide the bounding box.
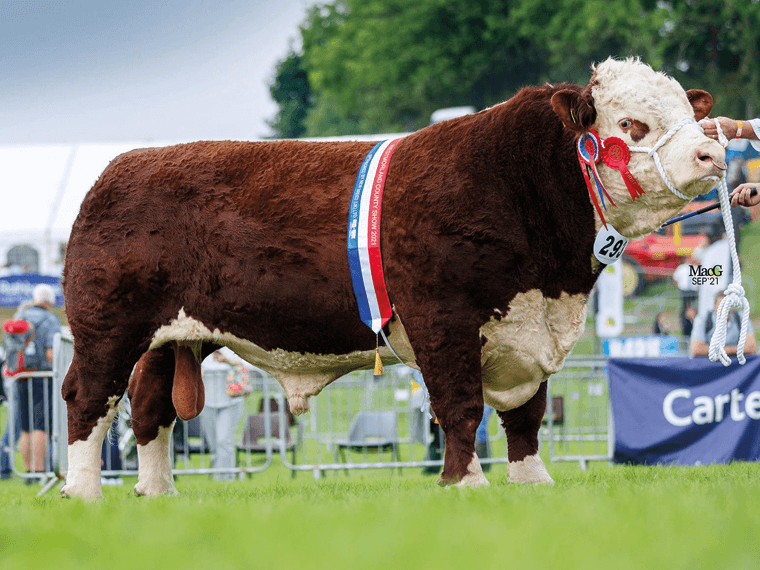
[628,115,749,364]
[699,118,751,366]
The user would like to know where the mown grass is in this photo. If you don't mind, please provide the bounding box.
[2,223,760,569]
[1,460,759,570]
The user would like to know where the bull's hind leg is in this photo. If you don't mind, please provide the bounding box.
[128,347,179,497]
[498,380,554,484]
[412,323,489,488]
[61,354,132,501]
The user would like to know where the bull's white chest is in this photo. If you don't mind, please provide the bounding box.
[479,289,588,411]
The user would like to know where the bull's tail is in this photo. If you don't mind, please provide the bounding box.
[171,341,205,420]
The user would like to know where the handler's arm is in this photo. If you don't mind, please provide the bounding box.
[702,117,760,142]
[690,338,710,357]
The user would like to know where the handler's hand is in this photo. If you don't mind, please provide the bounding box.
[730,183,760,207]
[702,116,739,141]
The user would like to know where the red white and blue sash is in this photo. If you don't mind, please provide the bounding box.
[347,139,401,333]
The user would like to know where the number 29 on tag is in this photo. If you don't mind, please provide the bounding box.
[594,225,629,265]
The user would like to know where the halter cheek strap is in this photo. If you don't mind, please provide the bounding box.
[628,117,701,200]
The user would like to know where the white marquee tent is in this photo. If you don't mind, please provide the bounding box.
[0,133,401,276]
[0,140,182,275]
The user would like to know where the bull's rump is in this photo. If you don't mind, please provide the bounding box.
[64,139,385,356]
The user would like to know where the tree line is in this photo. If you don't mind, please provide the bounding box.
[268,0,760,139]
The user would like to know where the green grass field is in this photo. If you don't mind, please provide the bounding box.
[1,460,759,570]
[2,219,760,569]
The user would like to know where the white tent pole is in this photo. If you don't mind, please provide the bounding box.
[44,145,77,274]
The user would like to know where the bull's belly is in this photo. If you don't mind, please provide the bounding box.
[149,309,418,415]
[150,288,586,416]
[480,290,588,412]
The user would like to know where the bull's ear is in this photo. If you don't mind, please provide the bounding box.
[551,89,596,134]
[686,89,713,121]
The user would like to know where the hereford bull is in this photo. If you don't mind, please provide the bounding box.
[61,57,726,499]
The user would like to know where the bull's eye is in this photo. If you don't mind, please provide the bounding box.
[619,118,633,129]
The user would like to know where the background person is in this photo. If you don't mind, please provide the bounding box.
[14,284,61,478]
[652,312,671,335]
[696,222,731,318]
[474,405,493,472]
[200,347,246,480]
[672,255,698,336]
[690,293,756,357]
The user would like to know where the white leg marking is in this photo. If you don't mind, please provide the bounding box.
[508,453,554,484]
[61,397,120,501]
[454,453,490,488]
[134,423,178,497]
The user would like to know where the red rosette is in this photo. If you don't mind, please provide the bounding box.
[600,137,645,200]
[600,137,630,168]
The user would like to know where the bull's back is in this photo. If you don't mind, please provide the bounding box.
[64,140,380,355]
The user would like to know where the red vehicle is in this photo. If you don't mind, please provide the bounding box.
[621,227,708,297]
[622,195,727,296]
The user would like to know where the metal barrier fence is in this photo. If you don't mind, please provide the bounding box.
[544,357,613,469]
[0,336,613,492]
[277,365,508,478]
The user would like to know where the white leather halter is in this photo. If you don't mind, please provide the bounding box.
[627,117,702,200]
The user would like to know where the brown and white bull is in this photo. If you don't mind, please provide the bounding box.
[61,58,725,499]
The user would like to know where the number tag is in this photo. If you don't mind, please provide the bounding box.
[594,225,629,265]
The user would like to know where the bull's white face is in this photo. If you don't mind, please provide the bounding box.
[591,58,726,237]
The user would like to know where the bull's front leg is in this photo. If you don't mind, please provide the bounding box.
[498,380,554,484]
[413,324,489,488]
[128,348,179,497]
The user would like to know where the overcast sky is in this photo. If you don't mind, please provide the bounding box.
[0,0,315,144]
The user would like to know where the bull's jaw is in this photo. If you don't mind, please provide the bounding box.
[594,173,724,240]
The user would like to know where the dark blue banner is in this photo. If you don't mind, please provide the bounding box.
[0,274,64,308]
[608,356,760,465]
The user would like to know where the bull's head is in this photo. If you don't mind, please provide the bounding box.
[551,57,726,238]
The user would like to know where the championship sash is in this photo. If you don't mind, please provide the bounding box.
[347,138,401,334]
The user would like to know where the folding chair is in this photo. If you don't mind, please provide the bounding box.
[334,411,400,472]
[173,416,210,456]
[237,413,297,476]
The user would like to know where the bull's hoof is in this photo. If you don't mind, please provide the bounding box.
[508,454,555,484]
[134,480,178,497]
[437,454,490,488]
[60,481,103,502]
[60,468,104,501]
[437,474,460,487]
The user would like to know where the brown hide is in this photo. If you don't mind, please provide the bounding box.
[62,82,600,476]
[65,82,598,361]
